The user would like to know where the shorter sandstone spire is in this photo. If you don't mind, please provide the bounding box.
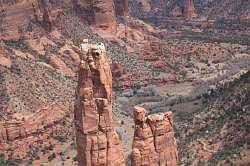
[131,106,178,166]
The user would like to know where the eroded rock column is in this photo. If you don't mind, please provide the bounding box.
[74,0,117,29]
[183,0,196,19]
[114,0,129,17]
[131,106,178,166]
[91,0,117,28]
[74,42,125,166]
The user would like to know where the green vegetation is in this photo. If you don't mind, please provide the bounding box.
[180,31,250,45]
[0,154,4,166]
[53,135,67,143]
[179,71,250,165]
[0,159,21,166]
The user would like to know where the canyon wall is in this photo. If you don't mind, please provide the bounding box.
[74,41,125,166]
[136,0,151,13]
[183,0,196,19]
[114,0,129,17]
[0,104,67,143]
[74,0,117,29]
[0,104,68,159]
[0,0,122,38]
[0,0,73,39]
[91,0,117,28]
[131,106,178,166]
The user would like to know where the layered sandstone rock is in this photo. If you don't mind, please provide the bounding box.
[74,41,125,166]
[91,0,117,29]
[114,0,129,17]
[183,0,196,19]
[0,104,67,143]
[131,106,178,166]
[74,0,117,29]
[136,0,151,13]
[0,0,54,39]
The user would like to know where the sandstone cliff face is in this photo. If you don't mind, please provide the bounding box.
[92,0,117,28]
[74,42,125,166]
[114,0,129,17]
[0,0,49,38]
[74,0,117,29]
[0,104,67,143]
[131,106,178,166]
[182,0,196,19]
[0,0,53,39]
[136,0,151,13]
[0,104,69,159]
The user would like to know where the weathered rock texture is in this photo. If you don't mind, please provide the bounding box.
[0,104,69,160]
[74,0,117,29]
[131,106,178,166]
[0,0,54,39]
[91,0,117,28]
[114,0,129,17]
[182,0,196,19]
[74,41,125,166]
[0,104,67,143]
[136,0,151,13]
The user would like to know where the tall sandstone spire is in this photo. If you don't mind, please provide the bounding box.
[74,41,125,166]
[131,106,178,166]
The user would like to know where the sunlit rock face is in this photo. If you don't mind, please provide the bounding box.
[131,106,178,166]
[114,0,129,17]
[74,42,125,166]
[182,0,196,19]
[73,0,117,29]
[0,0,73,39]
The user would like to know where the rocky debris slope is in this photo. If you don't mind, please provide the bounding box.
[177,71,250,165]
[74,42,125,166]
[0,104,69,159]
[56,10,156,89]
[0,54,75,115]
[0,104,67,142]
[0,48,75,162]
[131,106,178,166]
[194,0,250,20]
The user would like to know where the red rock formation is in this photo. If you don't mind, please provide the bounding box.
[114,0,129,17]
[136,0,151,13]
[74,0,117,29]
[0,0,71,39]
[0,104,67,143]
[183,0,196,19]
[131,106,178,166]
[74,42,125,166]
[37,0,53,31]
[91,0,117,29]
